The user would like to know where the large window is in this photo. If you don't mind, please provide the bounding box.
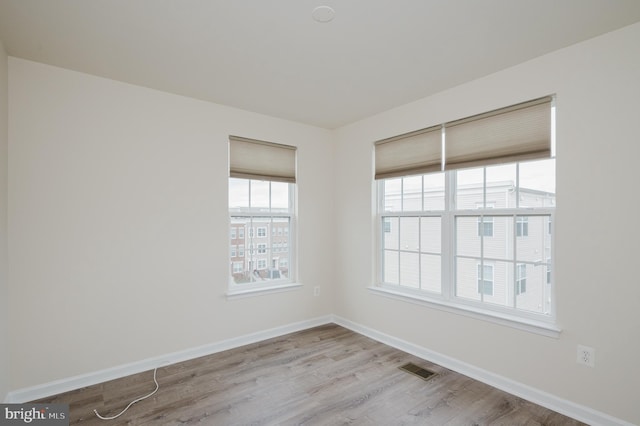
[229,136,296,290]
[376,97,555,325]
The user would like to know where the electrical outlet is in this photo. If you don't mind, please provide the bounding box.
[577,345,595,367]
[313,286,320,297]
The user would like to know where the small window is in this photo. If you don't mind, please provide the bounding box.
[477,264,494,296]
[383,218,392,233]
[516,216,529,237]
[257,227,267,238]
[516,263,527,295]
[477,217,494,237]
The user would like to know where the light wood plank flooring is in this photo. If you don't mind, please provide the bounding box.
[35,324,585,425]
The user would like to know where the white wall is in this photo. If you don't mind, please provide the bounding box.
[7,58,335,390]
[334,22,640,425]
[0,40,10,401]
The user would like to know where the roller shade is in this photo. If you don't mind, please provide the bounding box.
[374,126,442,180]
[444,96,552,170]
[229,136,296,183]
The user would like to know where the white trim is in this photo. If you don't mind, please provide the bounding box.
[331,315,634,426]
[4,315,332,403]
[368,285,560,338]
[226,282,303,300]
[4,315,633,425]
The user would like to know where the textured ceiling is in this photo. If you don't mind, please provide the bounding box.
[1,0,640,129]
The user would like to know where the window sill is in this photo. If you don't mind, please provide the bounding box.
[368,286,561,338]
[226,282,303,300]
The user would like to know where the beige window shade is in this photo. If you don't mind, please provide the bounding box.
[229,136,296,183]
[444,96,553,170]
[374,126,442,180]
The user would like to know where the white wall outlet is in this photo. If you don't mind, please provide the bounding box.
[577,345,595,367]
[313,286,320,297]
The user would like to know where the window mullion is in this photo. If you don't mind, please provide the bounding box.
[443,171,455,301]
[418,215,422,290]
[513,214,517,308]
[397,214,401,285]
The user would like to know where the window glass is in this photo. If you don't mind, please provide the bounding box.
[380,161,554,320]
[230,179,293,285]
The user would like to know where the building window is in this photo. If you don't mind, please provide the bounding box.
[257,243,267,254]
[477,264,494,296]
[375,96,556,323]
[257,227,267,238]
[516,263,527,295]
[239,228,245,239]
[239,244,245,257]
[231,246,237,258]
[516,216,529,237]
[477,216,494,237]
[232,262,243,274]
[230,228,237,240]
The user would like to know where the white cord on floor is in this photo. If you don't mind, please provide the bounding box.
[93,367,160,420]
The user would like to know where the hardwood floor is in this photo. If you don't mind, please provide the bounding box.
[35,324,585,425]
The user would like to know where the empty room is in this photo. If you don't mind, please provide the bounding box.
[1,1,639,425]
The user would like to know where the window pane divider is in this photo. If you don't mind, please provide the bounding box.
[229,212,293,218]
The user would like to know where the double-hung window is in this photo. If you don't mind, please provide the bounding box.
[228,136,296,290]
[376,97,556,328]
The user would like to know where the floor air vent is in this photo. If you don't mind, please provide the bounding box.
[399,363,437,381]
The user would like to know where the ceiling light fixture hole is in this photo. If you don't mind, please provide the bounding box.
[312,6,335,23]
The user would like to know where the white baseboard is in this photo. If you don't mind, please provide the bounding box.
[4,315,333,404]
[5,314,634,426]
[331,315,634,426]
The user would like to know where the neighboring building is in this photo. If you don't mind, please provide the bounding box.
[230,219,290,283]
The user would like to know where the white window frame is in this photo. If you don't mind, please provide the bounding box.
[228,178,299,297]
[374,164,558,337]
